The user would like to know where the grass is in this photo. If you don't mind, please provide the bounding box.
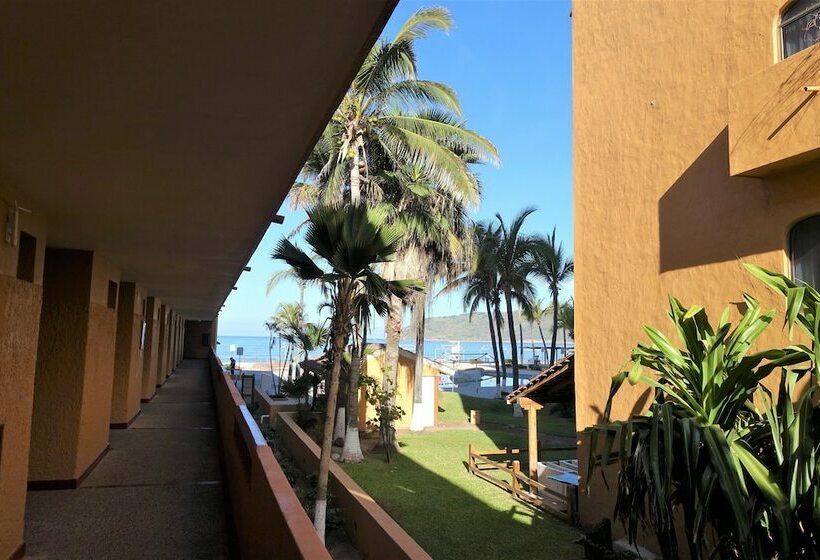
[342,429,584,560]
[437,390,577,438]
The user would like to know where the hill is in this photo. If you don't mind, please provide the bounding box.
[417,312,570,342]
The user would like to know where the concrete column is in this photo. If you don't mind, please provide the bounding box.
[170,313,179,372]
[155,305,169,387]
[164,311,175,379]
[29,249,119,487]
[110,282,145,428]
[140,297,161,402]
[0,202,46,560]
[176,316,184,365]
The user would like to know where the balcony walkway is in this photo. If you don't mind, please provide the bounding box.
[24,359,234,559]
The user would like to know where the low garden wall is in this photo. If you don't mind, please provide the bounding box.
[208,352,330,560]
[253,386,305,419]
[278,411,432,560]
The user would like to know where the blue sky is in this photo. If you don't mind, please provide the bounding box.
[218,0,573,337]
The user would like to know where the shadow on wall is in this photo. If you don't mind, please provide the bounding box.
[658,127,771,273]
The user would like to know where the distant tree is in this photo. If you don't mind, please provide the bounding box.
[523,298,550,363]
[533,228,574,365]
[494,208,539,389]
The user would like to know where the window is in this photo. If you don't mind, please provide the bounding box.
[107,281,118,309]
[782,0,820,58]
[790,216,820,287]
[16,231,36,283]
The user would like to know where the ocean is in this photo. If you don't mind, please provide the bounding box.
[215,334,573,367]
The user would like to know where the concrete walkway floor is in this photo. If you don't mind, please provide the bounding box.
[24,359,234,559]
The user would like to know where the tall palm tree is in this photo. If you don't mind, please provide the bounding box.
[534,228,574,365]
[271,204,422,541]
[288,8,498,399]
[494,208,539,389]
[389,170,475,429]
[290,7,497,208]
[440,222,506,394]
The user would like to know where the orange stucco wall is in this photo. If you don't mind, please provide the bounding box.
[110,282,145,426]
[361,348,439,429]
[573,0,820,532]
[209,354,330,560]
[29,250,119,483]
[155,304,169,387]
[0,190,46,559]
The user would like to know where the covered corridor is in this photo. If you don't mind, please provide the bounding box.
[23,360,233,559]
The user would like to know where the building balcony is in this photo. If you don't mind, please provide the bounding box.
[729,41,820,176]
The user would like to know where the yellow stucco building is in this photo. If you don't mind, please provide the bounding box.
[574,0,820,536]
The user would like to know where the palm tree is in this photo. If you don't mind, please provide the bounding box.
[272,303,304,381]
[523,298,550,365]
[440,222,506,394]
[263,321,282,395]
[557,299,574,353]
[271,204,422,541]
[288,8,498,400]
[340,283,390,462]
[266,268,306,311]
[534,229,574,365]
[392,172,475,429]
[290,7,498,208]
[494,208,539,389]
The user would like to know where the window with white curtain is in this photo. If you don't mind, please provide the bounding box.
[791,216,820,288]
[782,0,820,58]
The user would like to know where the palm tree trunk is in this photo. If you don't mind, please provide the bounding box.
[484,299,501,389]
[384,294,402,390]
[313,296,350,542]
[341,326,365,463]
[494,301,507,389]
[562,327,567,356]
[298,279,306,312]
[410,290,426,431]
[350,144,361,204]
[550,291,559,366]
[504,288,520,389]
[538,324,548,365]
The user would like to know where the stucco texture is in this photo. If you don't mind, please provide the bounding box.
[110,283,144,426]
[140,297,161,401]
[29,250,119,482]
[573,0,820,531]
[0,276,42,559]
[361,348,439,430]
[155,305,169,387]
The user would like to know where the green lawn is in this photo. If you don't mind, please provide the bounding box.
[342,429,584,560]
[437,390,576,438]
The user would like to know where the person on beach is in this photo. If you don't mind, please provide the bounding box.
[229,357,236,375]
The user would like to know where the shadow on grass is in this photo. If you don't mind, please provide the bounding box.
[437,390,577,453]
[343,429,583,560]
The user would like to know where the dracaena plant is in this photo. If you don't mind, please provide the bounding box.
[586,290,809,559]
